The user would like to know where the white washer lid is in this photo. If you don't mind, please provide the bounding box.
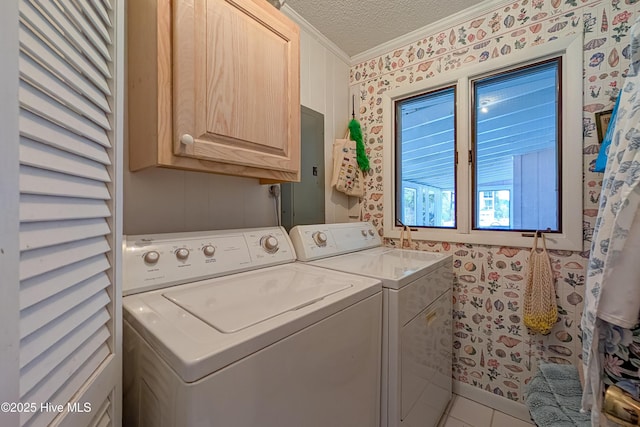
[310,247,451,289]
[123,263,382,383]
[163,268,351,333]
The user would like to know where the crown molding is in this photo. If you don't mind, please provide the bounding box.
[280,4,351,65]
[350,0,514,65]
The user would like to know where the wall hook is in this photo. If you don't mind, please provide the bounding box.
[352,94,355,119]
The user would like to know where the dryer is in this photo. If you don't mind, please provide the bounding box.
[290,222,453,427]
[122,226,382,427]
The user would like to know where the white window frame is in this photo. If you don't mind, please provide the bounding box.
[383,35,583,250]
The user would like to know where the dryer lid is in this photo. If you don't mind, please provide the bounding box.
[163,267,352,333]
[310,247,451,289]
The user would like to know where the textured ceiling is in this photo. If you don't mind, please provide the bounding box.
[284,0,487,57]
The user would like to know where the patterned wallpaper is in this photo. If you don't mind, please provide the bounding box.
[349,0,640,403]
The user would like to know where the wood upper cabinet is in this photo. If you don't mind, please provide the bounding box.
[128,0,301,182]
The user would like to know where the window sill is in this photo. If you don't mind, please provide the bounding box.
[384,227,583,251]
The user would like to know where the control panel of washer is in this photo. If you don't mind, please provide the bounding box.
[123,227,294,295]
[289,222,381,261]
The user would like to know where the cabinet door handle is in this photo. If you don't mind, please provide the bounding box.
[180,134,194,145]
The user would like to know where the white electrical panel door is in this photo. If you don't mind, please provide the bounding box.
[17,0,123,425]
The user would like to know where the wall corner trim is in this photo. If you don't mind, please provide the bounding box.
[280,4,351,65]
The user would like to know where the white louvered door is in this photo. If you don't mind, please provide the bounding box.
[18,0,122,426]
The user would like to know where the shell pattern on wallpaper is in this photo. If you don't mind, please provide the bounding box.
[348,0,640,402]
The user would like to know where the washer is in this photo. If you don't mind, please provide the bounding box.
[290,222,453,427]
[122,226,382,427]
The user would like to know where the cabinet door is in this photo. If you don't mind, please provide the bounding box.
[173,0,300,174]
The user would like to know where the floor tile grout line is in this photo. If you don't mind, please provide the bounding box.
[445,393,535,427]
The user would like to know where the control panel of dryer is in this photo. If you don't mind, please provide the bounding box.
[289,222,381,261]
[123,227,295,295]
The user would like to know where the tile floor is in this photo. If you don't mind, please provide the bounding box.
[437,394,535,427]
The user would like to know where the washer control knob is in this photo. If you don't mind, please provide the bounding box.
[368,229,375,236]
[175,248,190,260]
[312,231,327,246]
[361,230,367,236]
[143,251,160,265]
[202,245,215,257]
[261,235,279,253]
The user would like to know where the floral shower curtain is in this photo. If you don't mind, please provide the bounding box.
[581,16,640,426]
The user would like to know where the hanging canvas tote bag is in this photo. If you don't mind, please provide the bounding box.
[331,131,365,197]
[330,133,347,188]
[523,233,558,335]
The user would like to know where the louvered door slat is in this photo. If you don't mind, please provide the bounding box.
[21,333,110,426]
[96,413,111,427]
[90,398,111,427]
[28,344,111,427]
[18,0,119,423]
[20,137,111,181]
[19,24,111,113]
[19,1,110,94]
[20,111,110,164]
[20,82,110,147]
[20,53,111,129]
[56,362,119,427]
[20,255,110,310]
[20,195,110,222]
[19,237,110,281]
[54,0,111,60]
[20,166,111,200]
[20,311,110,398]
[20,290,110,367]
[20,218,110,251]
[20,273,110,339]
[89,0,111,28]
[76,0,112,43]
[29,0,111,75]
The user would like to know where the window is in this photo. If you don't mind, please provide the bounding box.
[383,36,582,250]
[397,87,456,228]
[473,60,559,232]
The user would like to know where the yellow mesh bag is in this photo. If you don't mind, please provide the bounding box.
[523,233,558,335]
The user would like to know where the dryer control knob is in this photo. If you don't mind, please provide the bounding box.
[203,245,215,257]
[361,230,367,236]
[368,229,375,236]
[261,235,279,253]
[143,251,160,265]
[175,248,190,260]
[312,231,327,246]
